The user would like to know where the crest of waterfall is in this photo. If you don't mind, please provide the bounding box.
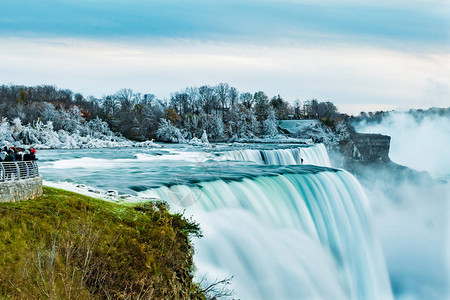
[140,169,393,300]
[223,144,331,167]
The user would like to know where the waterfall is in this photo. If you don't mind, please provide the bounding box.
[139,168,393,300]
[223,144,331,167]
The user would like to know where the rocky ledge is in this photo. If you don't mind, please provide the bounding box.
[336,122,436,186]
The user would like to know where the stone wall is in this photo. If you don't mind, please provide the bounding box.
[0,176,43,202]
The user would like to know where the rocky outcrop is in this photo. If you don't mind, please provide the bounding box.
[336,122,435,186]
[338,123,391,163]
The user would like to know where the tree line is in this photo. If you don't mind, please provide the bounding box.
[0,84,339,141]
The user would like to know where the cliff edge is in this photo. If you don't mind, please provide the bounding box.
[0,187,207,300]
[336,121,435,186]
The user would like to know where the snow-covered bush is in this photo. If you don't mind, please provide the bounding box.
[231,108,260,138]
[210,115,225,140]
[0,115,152,149]
[293,119,350,147]
[189,130,211,147]
[201,130,209,144]
[0,118,15,146]
[156,119,187,143]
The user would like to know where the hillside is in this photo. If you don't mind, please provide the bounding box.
[0,187,206,299]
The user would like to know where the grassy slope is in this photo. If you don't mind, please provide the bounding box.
[0,187,205,299]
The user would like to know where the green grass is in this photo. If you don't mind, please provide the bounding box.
[0,187,206,299]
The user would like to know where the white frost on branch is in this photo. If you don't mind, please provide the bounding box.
[156,119,187,143]
[189,130,211,147]
[263,109,279,137]
[0,117,157,149]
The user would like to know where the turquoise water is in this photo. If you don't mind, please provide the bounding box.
[37,144,393,299]
[38,144,331,194]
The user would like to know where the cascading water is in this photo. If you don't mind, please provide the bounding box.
[140,168,393,300]
[223,144,331,167]
[37,145,394,299]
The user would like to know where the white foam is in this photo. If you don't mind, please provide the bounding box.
[134,151,216,163]
[43,180,155,203]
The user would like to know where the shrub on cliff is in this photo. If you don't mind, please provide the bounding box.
[0,187,206,299]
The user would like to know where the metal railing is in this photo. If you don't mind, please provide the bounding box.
[0,161,40,182]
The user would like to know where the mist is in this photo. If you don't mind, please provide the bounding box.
[353,111,450,179]
[362,172,449,299]
[352,110,450,299]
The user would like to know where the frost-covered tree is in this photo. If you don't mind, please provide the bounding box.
[249,109,260,137]
[40,102,58,122]
[0,118,15,146]
[0,116,135,149]
[293,121,335,145]
[209,114,225,141]
[0,83,350,144]
[233,108,260,138]
[83,117,113,137]
[55,106,82,133]
[156,119,186,143]
[263,109,279,137]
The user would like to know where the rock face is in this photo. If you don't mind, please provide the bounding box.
[336,122,435,186]
[340,132,391,163]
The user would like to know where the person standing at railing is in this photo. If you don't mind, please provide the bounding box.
[4,149,14,162]
[23,148,38,161]
[0,147,38,162]
[0,149,6,162]
[13,147,21,161]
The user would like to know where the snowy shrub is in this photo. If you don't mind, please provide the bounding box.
[0,118,15,146]
[201,130,209,144]
[0,115,144,149]
[156,119,187,143]
[40,102,58,122]
[232,108,260,138]
[293,120,351,147]
[210,115,224,140]
[189,130,210,146]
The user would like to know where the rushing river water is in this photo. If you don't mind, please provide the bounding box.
[38,143,394,299]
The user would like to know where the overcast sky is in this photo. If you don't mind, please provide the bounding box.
[1,0,449,114]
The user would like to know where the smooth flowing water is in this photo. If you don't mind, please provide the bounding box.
[223,143,331,166]
[38,143,393,299]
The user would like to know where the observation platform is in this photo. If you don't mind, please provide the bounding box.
[0,161,43,202]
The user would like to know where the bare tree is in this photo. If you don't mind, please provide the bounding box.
[199,85,217,115]
[215,83,230,118]
[228,87,239,111]
[239,92,253,109]
[199,276,235,300]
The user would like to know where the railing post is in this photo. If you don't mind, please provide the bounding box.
[0,163,4,182]
[34,161,39,177]
[15,162,20,179]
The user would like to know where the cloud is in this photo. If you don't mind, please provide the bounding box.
[1,37,448,114]
[0,0,448,50]
[1,1,448,113]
